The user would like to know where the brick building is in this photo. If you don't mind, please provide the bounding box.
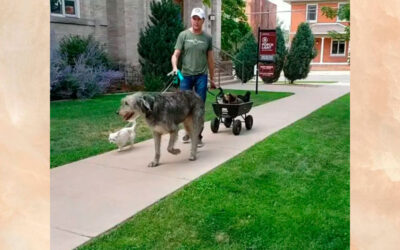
[246,0,277,37]
[284,0,350,71]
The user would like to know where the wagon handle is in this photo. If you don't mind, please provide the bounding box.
[215,87,224,103]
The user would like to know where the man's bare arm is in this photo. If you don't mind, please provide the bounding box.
[171,49,181,72]
[207,50,217,88]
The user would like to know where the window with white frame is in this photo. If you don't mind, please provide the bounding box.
[337,3,348,22]
[331,40,346,56]
[51,0,79,17]
[306,4,317,22]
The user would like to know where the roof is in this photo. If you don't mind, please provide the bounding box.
[284,0,349,3]
[310,23,347,35]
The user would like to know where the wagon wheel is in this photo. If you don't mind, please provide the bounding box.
[223,117,232,128]
[245,115,253,130]
[211,117,220,133]
[232,120,242,135]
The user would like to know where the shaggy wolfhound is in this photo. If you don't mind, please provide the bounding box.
[118,90,204,167]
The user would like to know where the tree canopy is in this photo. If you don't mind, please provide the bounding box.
[221,0,251,54]
[321,3,350,41]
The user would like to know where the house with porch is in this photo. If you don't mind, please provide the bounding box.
[284,0,350,71]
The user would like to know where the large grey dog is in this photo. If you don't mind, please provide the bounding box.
[118,90,205,167]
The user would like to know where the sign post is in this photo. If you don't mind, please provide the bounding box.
[256,28,277,94]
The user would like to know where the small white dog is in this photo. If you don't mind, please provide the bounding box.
[108,121,137,151]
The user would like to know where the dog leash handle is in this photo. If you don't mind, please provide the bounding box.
[167,70,184,81]
[173,70,184,85]
[176,70,184,81]
[163,70,183,93]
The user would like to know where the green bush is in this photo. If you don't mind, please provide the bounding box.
[283,23,317,83]
[234,33,258,83]
[50,66,79,100]
[59,35,111,68]
[50,54,124,100]
[144,74,164,92]
[51,35,123,100]
[261,26,288,83]
[138,0,184,85]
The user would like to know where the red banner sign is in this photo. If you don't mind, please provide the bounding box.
[258,64,275,77]
[258,30,276,62]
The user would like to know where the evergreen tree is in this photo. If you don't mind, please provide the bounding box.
[137,0,184,90]
[283,23,316,84]
[261,26,288,83]
[234,33,258,83]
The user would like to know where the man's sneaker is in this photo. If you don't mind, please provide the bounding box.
[197,140,204,148]
[182,134,190,143]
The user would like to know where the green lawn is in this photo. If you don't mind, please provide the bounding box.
[51,90,292,168]
[79,94,350,249]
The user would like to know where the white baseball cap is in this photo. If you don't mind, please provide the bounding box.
[191,8,205,19]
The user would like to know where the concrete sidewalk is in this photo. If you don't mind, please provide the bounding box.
[51,84,349,250]
[246,71,350,87]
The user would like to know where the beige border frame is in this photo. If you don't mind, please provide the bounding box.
[351,0,400,249]
[1,0,400,249]
[0,1,50,249]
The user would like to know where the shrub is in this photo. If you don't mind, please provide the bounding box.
[59,35,111,68]
[234,33,258,83]
[144,74,164,92]
[283,23,317,83]
[261,26,288,83]
[137,0,184,84]
[70,57,116,99]
[51,39,123,100]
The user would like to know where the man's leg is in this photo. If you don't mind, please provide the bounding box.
[194,74,208,102]
[194,74,208,147]
[180,75,194,91]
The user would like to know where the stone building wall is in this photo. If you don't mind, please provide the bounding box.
[50,0,108,46]
[50,0,221,84]
[182,0,221,49]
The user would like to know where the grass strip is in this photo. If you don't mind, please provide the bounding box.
[51,90,292,168]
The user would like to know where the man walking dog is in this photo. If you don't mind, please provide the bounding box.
[171,7,218,147]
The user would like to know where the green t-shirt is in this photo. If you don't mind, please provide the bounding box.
[174,29,212,76]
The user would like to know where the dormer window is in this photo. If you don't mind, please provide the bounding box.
[51,0,80,18]
[306,4,317,22]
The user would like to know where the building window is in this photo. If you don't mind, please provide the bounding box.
[306,4,317,22]
[337,3,348,22]
[331,40,346,56]
[51,0,79,17]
